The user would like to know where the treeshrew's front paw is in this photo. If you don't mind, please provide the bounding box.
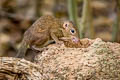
[56,41,64,45]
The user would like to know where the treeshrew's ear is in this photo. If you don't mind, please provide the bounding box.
[63,21,69,29]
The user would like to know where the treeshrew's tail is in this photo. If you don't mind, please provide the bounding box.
[15,41,29,58]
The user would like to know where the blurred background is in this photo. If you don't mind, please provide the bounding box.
[0,0,120,57]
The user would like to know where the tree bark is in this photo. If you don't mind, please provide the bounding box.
[0,57,43,80]
[0,38,120,80]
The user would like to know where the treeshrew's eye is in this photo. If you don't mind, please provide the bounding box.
[70,29,75,34]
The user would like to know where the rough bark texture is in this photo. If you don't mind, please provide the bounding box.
[0,57,43,80]
[0,38,120,80]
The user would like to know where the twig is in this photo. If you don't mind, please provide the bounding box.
[112,0,120,42]
[80,0,94,38]
[86,0,95,39]
[68,0,80,38]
